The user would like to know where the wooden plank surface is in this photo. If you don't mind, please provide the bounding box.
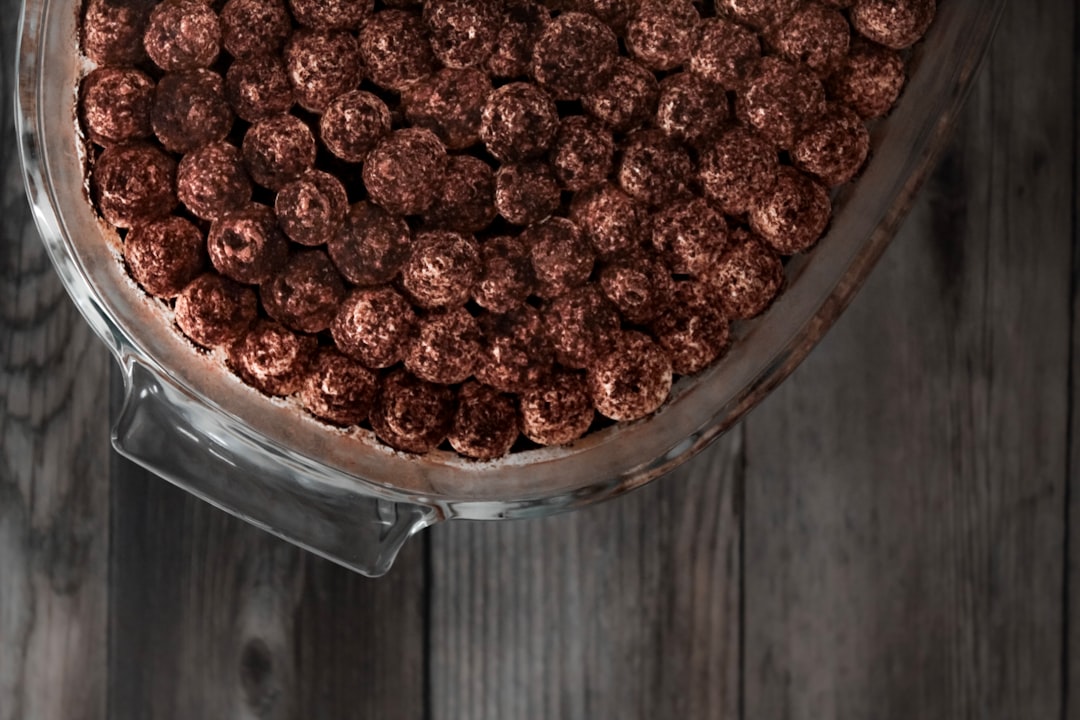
[743,1,1074,718]
[429,428,743,720]
[0,13,113,720]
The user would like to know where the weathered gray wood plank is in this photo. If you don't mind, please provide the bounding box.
[430,428,742,720]
[107,449,428,720]
[0,10,112,719]
[744,2,1073,718]
[1068,12,1079,720]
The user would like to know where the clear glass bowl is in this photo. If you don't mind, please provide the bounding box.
[17,0,1004,576]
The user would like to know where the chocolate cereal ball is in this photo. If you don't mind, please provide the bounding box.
[827,41,906,119]
[329,202,411,285]
[495,163,561,226]
[793,104,871,186]
[207,204,290,284]
[228,320,317,397]
[405,307,483,385]
[699,126,778,215]
[527,218,595,299]
[220,0,290,58]
[547,285,621,369]
[583,57,660,133]
[690,17,761,90]
[704,233,784,319]
[519,371,595,446]
[332,287,416,368]
[423,0,504,69]
[625,0,700,72]
[476,307,554,393]
[151,70,233,154]
[851,0,935,50]
[79,68,154,147]
[474,236,534,313]
[402,68,492,151]
[401,231,481,309]
[284,30,363,113]
[91,143,177,228]
[124,216,206,298]
[242,114,317,190]
[177,141,252,221]
[363,129,447,216]
[225,56,295,123]
[299,349,378,426]
[598,250,674,325]
[569,182,649,259]
[737,56,826,150]
[650,282,730,375]
[320,90,392,163]
[717,0,799,31]
[768,3,851,76]
[82,0,152,67]
[480,83,560,163]
[749,167,831,255]
[549,116,614,192]
[371,369,456,454]
[617,129,693,207]
[486,0,548,79]
[651,198,729,276]
[588,330,672,422]
[174,272,258,348]
[260,250,347,333]
[143,0,220,72]
[655,72,728,146]
[358,10,437,91]
[275,171,348,246]
[288,0,372,31]
[424,156,497,234]
[532,12,619,99]
[449,382,520,460]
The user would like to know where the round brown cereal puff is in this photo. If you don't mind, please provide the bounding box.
[82,0,153,67]
[358,10,438,91]
[220,0,290,58]
[704,232,784,319]
[691,17,761,90]
[583,57,660,133]
[225,55,295,123]
[288,0,372,31]
[91,143,177,229]
[79,68,154,147]
[242,114,317,191]
[175,272,258,348]
[284,30,363,113]
[531,12,619,99]
[767,3,851,76]
[275,171,348,247]
[481,82,560,163]
[401,231,481,309]
[716,0,799,31]
[495,162,561,226]
[227,320,317,397]
[424,156,498,234]
[124,216,206,298]
[748,167,831,255]
[569,182,650,259]
[320,90,393,163]
[402,68,492,151]
[177,141,252,221]
[328,202,412,286]
[474,236,534,313]
[449,382,520,460]
[651,197,729,276]
[332,287,416,369]
[519,371,596,446]
[527,218,595,300]
[617,129,694,207]
[850,0,935,50]
[260,250,347,333]
[363,128,447,216]
[143,0,220,72]
[371,369,456,454]
[793,104,871,186]
[598,250,675,325]
[827,41,906,120]
[698,126,778,216]
[654,72,728,147]
[423,0,504,69]
[650,282,730,375]
[405,307,483,385]
[588,330,672,422]
[549,116,615,192]
[486,0,548,79]
[476,307,554,393]
[625,0,701,72]
[299,349,378,426]
[736,56,826,150]
[546,285,621,369]
[151,70,233,155]
[207,204,290,284]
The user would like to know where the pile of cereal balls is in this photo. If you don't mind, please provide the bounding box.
[81,0,933,459]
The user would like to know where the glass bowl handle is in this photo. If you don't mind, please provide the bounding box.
[112,359,436,577]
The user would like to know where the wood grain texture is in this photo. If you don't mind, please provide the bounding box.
[1068,9,1079,719]
[0,12,112,720]
[107,443,427,720]
[743,2,1074,718]
[429,428,742,720]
